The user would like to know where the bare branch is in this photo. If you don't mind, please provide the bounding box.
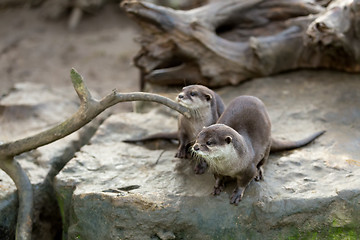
[0,68,190,158]
[0,157,33,240]
[30,114,108,239]
[0,68,191,239]
[99,90,190,117]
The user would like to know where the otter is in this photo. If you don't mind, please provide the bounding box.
[124,85,225,173]
[192,96,325,205]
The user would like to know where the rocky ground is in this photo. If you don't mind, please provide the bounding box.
[0,3,360,240]
[0,2,140,112]
[55,70,360,239]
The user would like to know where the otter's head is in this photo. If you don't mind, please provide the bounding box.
[176,85,213,110]
[191,124,240,175]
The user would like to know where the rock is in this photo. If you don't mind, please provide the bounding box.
[0,82,78,142]
[1,70,360,239]
[0,82,79,194]
[0,194,17,239]
[0,82,92,239]
[56,70,360,239]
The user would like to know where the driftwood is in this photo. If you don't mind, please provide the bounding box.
[0,68,190,240]
[122,0,360,88]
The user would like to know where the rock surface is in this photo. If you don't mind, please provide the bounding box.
[0,82,80,192]
[0,70,359,239]
[55,70,360,239]
[0,82,86,239]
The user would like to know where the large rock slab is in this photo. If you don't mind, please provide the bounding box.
[0,82,79,193]
[56,70,360,239]
[0,83,88,239]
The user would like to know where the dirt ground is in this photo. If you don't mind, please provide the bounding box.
[0,3,140,112]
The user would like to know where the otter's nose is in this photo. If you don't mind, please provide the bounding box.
[193,144,200,151]
[178,94,184,99]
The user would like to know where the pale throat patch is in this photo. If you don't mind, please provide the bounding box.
[195,143,240,176]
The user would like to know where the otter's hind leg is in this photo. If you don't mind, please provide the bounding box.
[230,180,251,205]
[231,165,258,205]
[255,144,271,181]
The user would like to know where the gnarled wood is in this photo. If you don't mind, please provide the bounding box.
[122,0,360,88]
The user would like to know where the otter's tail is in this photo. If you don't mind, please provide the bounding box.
[123,131,178,143]
[270,130,325,152]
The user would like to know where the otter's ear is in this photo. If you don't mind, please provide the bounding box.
[225,136,232,144]
[205,94,212,101]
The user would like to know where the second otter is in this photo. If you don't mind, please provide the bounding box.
[192,96,324,205]
[125,85,225,173]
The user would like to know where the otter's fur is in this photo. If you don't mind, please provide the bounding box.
[192,96,324,205]
[124,85,225,174]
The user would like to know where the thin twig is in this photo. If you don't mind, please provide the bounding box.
[0,157,33,240]
[152,150,166,167]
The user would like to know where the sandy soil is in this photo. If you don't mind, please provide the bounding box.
[0,3,140,112]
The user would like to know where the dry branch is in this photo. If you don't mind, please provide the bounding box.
[0,68,190,158]
[32,114,107,239]
[0,157,33,240]
[122,0,360,87]
[0,68,192,239]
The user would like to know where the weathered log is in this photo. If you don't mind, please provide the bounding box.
[122,0,360,88]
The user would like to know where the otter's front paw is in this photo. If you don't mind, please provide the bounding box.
[230,188,244,205]
[212,185,224,196]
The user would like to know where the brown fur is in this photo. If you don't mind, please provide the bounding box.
[124,85,225,174]
[175,85,225,159]
[192,96,324,205]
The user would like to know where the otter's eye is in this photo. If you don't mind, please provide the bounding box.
[190,92,197,96]
[206,140,212,146]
